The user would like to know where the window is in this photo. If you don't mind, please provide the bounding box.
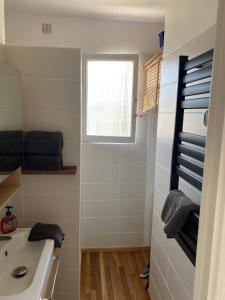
[83,54,138,143]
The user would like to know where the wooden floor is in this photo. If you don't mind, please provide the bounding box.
[81,249,151,300]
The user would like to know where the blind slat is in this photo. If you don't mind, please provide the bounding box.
[143,52,162,113]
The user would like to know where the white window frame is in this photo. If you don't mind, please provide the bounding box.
[82,54,138,143]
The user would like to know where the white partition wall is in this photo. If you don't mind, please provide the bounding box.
[149,0,218,296]
[0,0,5,45]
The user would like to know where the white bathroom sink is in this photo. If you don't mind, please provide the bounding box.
[0,228,54,300]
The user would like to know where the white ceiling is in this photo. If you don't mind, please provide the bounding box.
[5,0,165,23]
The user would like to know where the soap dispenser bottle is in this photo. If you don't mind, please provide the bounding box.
[1,206,17,234]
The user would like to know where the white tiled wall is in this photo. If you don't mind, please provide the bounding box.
[143,108,158,245]
[81,119,147,248]
[149,26,216,300]
[0,1,5,45]
[0,59,23,132]
[4,46,81,300]
[81,54,157,249]
[4,10,164,253]
[0,54,23,197]
[2,14,164,297]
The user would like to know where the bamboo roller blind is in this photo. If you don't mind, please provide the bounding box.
[143,50,163,112]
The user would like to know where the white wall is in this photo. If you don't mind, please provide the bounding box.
[4,11,164,249]
[164,0,218,56]
[0,61,22,132]
[4,11,164,298]
[4,46,81,300]
[149,0,218,298]
[5,11,163,54]
[143,108,158,245]
[0,53,22,193]
[0,0,5,45]
[81,54,151,249]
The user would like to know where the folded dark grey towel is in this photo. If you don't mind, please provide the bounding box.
[0,131,23,154]
[161,189,200,238]
[23,154,63,171]
[24,131,63,155]
[0,155,23,171]
[28,223,65,248]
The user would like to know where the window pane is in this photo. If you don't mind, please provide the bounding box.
[86,60,134,137]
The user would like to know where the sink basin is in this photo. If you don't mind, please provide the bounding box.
[0,228,54,300]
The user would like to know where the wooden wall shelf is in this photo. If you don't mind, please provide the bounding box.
[22,166,77,175]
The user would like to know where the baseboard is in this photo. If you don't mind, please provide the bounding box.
[81,246,150,253]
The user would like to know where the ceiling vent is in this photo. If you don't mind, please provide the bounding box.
[42,23,52,34]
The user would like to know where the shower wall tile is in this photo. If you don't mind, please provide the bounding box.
[119,182,146,200]
[160,49,181,87]
[119,165,146,182]
[81,61,149,248]
[120,147,146,165]
[119,232,143,247]
[149,27,215,300]
[81,135,148,249]
[81,200,119,218]
[81,183,119,201]
[119,216,144,232]
[150,255,174,300]
[155,139,173,170]
[82,165,119,183]
[158,83,178,113]
[81,217,119,234]
[83,144,120,166]
[119,199,145,216]
[156,112,176,143]
[149,276,161,300]
[81,233,120,248]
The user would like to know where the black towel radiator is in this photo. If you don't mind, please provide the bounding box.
[170,49,214,265]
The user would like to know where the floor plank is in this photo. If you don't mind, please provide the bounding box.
[81,249,151,300]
